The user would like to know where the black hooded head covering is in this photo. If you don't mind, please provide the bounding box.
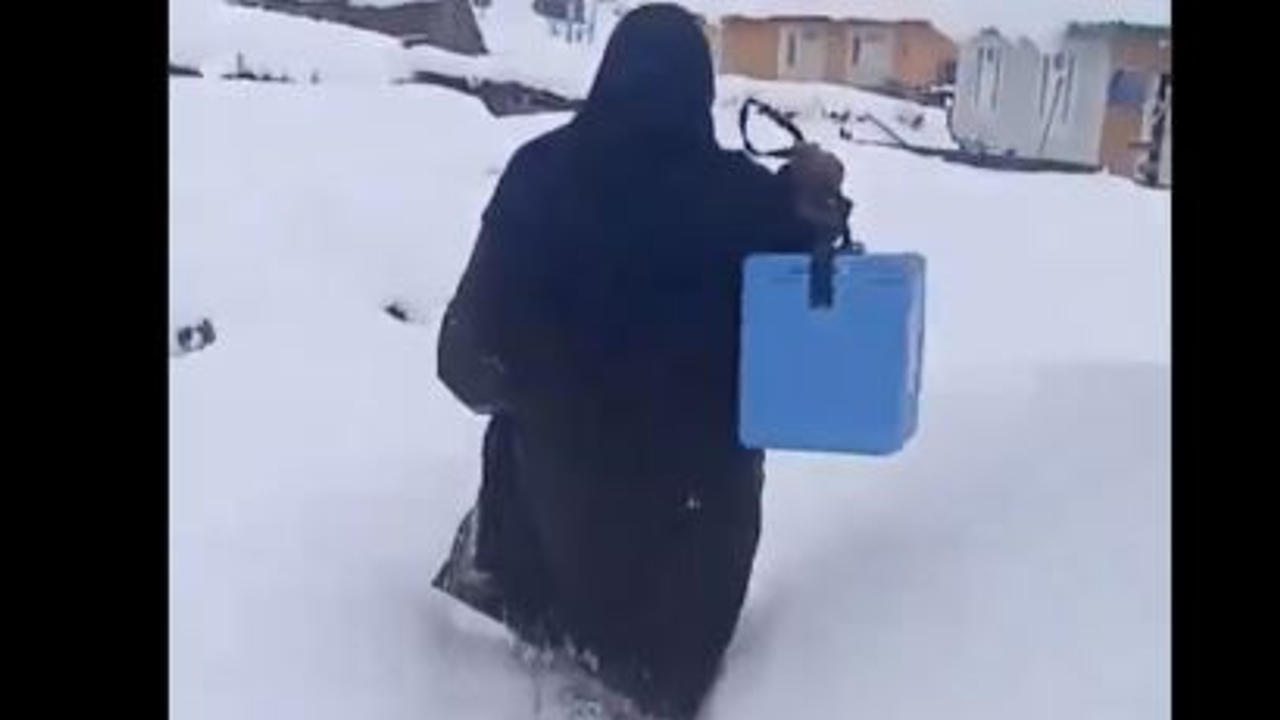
[576,3,716,151]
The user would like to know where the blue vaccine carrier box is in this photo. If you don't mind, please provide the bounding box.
[738,251,926,455]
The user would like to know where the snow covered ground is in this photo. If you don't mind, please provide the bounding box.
[169,77,1169,720]
[169,0,615,95]
[170,0,409,82]
[170,3,1169,720]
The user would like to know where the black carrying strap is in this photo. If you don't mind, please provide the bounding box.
[739,97,862,308]
[738,97,805,159]
[809,237,840,309]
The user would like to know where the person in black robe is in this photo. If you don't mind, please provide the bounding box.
[434,5,848,718]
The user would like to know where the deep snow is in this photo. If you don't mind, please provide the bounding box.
[169,76,1168,720]
[170,2,1169,719]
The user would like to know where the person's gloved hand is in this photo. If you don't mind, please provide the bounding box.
[781,143,851,242]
